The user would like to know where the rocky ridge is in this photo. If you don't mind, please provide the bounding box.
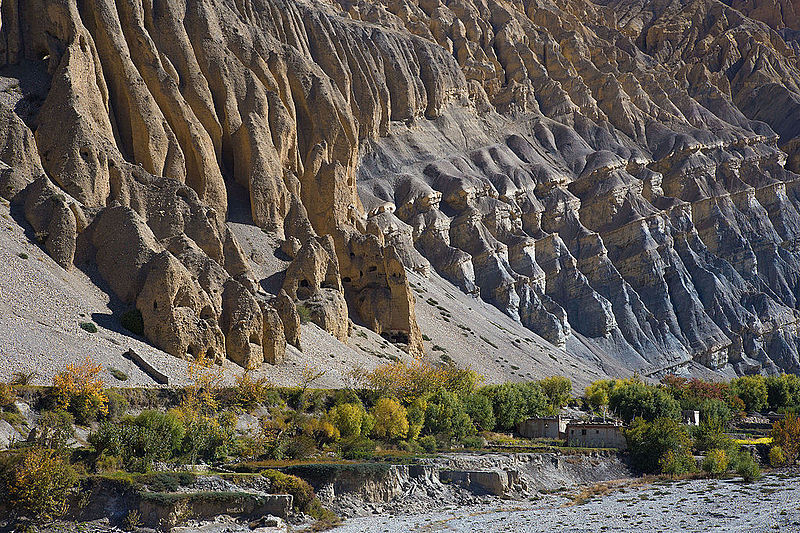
[3,0,800,377]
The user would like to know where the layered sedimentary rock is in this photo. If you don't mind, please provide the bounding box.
[352,0,800,375]
[4,0,800,375]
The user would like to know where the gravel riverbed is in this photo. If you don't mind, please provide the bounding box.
[333,470,800,533]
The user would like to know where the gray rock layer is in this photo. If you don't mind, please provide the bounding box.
[2,0,800,375]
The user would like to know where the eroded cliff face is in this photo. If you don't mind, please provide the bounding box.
[3,0,800,375]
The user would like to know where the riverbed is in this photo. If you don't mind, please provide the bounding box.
[332,470,800,532]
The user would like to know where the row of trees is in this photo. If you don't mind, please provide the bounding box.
[244,364,572,461]
[583,373,800,427]
[583,374,800,478]
[5,356,800,520]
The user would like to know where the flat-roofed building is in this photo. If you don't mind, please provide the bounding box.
[566,422,627,450]
[517,416,569,439]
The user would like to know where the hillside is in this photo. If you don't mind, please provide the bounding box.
[3,0,800,385]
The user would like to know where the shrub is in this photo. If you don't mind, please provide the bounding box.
[769,445,787,467]
[626,417,694,474]
[461,435,485,449]
[145,472,196,492]
[730,376,768,413]
[419,435,437,452]
[178,409,237,464]
[233,372,273,410]
[296,304,312,324]
[307,418,339,445]
[692,419,734,453]
[770,412,800,463]
[95,454,123,473]
[35,410,75,452]
[284,434,317,460]
[539,376,572,413]
[3,448,77,519]
[123,509,142,530]
[330,388,361,407]
[106,391,130,421]
[702,449,729,476]
[659,449,696,477]
[340,435,377,460]
[732,450,761,482]
[371,397,409,441]
[120,308,144,336]
[262,469,315,512]
[249,411,289,460]
[52,357,108,423]
[109,367,129,382]
[328,402,368,439]
[609,379,680,423]
[10,372,38,386]
[79,321,98,333]
[463,392,495,432]
[484,382,547,430]
[89,410,185,472]
[423,388,474,443]
[395,439,421,453]
[0,382,15,408]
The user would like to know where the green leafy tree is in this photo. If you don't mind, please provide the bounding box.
[35,410,75,452]
[328,403,367,439]
[698,398,733,426]
[406,396,427,440]
[585,379,614,416]
[608,380,680,423]
[423,388,474,443]
[771,412,800,463]
[692,419,734,454]
[484,382,547,430]
[765,374,800,412]
[463,392,495,432]
[730,376,768,413]
[539,376,572,414]
[371,397,409,441]
[626,417,694,474]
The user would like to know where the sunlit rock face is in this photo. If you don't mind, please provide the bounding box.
[4,0,800,374]
[353,0,800,375]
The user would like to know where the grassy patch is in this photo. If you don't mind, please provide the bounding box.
[297,304,312,324]
[79,321,98,333]
[109,367,129,382]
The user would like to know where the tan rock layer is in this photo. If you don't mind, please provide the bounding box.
[6,0,800,376]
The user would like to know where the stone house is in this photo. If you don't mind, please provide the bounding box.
[517,415,569,439]
[566,422,627,450]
